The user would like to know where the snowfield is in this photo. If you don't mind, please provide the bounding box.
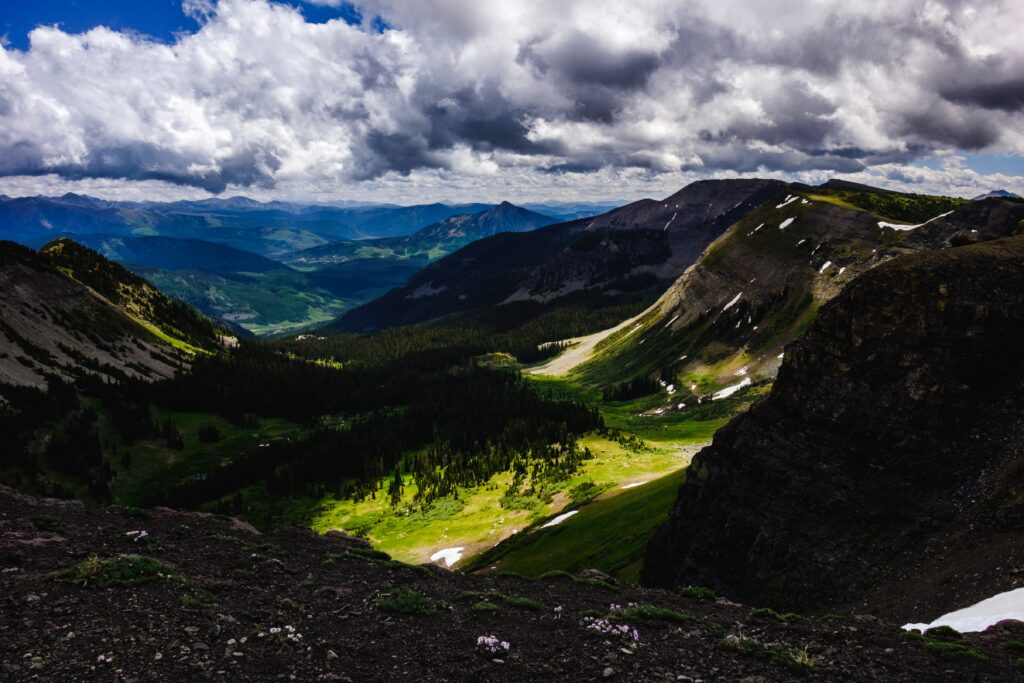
[430,547,465,567]
[541,510,579,528]
[903,586,1024,633]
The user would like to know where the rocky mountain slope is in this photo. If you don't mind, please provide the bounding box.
[642,234,1024,622]
[0,240,222,391]
[287,202,558,268]
[567,191,1020,398]
[3,485,1021,681]
[336,179,784,331]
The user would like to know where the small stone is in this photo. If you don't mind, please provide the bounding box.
[154,653,163,661]
[491,659,504,664]
[327,650,338,660]
[603,667,615,678]
[884,648,895,654]
[226,639,237,646]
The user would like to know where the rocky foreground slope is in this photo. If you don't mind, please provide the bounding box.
[2,486,1023,681]
[643,235,1024,623]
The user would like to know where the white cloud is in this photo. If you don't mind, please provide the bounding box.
[0,0,1022,202]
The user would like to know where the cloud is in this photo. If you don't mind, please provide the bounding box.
[0,0,1022,201]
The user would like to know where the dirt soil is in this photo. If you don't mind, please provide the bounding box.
[2,485,1023,681]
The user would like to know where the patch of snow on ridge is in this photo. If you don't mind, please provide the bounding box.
[621,482,647,489]
[779,217,795,230]
[819,261,832,273]
[712,377,752,400]
[722,292,743,312]
[748,223,765,236]
[775,195,798,209]
[430,547,464,567]
[663,212,678,230]
[903,586,1024,633]
[878,210,954,231]
[542,510,579,528]
[735,366,748,376]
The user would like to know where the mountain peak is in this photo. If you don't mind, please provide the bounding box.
[973,189,1022,201]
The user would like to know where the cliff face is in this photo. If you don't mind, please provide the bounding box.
[642,235,1024,618]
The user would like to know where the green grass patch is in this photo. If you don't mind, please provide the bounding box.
[924,640,987,661]
[50,555,173,588]
[464,468,687,582]
[376,587,436,615]
[610,604,694,624]
[678,585,716,601]
[1003,640,1024,654]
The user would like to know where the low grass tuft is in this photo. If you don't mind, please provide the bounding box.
[376,587,436,615]
[924,640,987,661]
[721,634,817,673]
[50,555,173,588]
[678,585,716,601]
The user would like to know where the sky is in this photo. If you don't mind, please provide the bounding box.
[1,0,1023,204]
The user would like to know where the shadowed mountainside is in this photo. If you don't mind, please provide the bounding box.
[642,234,1024,622]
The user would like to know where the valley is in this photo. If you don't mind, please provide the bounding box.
[3,178,1024,681]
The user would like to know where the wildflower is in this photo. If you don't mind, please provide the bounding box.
[553,606,563,620]
[475,635,511,655]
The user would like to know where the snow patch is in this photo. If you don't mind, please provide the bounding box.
[878,210,954,231]
[819,261,832,273]
[775,195,798,209]
[541,511,578,528]
[712,377,752,401]
[734,366,748,376]
[779,217,796,230]
[748,222,765,236]
[903,587,1024,633]
[430,547,465,567]
[621,482,647,489]
[663,212,678,231]
[722,292,743,312]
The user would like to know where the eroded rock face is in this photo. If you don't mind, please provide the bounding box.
[642,235,1024,618]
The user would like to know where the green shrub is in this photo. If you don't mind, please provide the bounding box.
[924,640,987,661]
[471,601,499,612]
[50,555,173,588]
[678,586,716,601]
[376,587,436,615]
[1003,640,1024,653]
[924,625,961,640]
[180,587,215,609]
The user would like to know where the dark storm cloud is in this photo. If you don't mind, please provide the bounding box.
[941,78,1024,112]
[0,0,1021,196]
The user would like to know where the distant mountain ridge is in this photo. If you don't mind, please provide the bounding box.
[287,201,557,267]
[973,189,1022,200]
[336,179,785,331]
[0,193,498,257]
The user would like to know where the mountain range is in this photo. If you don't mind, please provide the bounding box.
[4,177,1024,681]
